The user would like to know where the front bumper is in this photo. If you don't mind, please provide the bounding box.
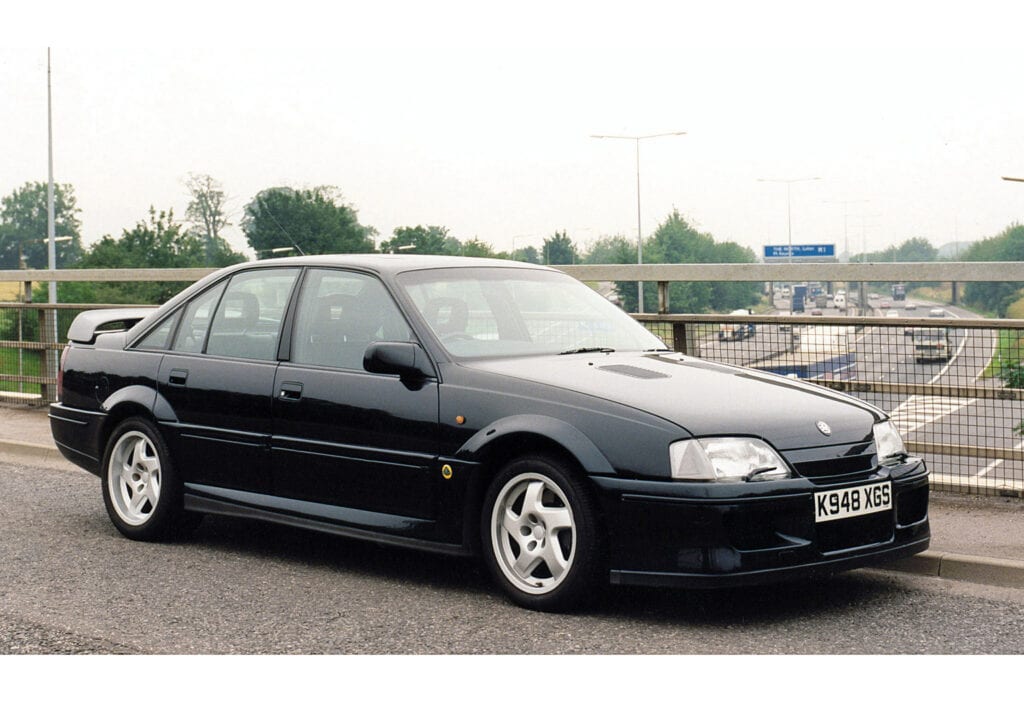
[593,460,930,588]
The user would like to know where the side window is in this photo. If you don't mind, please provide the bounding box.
[171,281,226,354]
[205,268,300,361]
[135,310,182,351]
[291,269,412,370]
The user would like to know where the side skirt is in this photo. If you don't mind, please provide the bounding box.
[183,484,471,558]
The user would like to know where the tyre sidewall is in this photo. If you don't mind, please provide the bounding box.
[100,417,185,541]
[481,454,605,612]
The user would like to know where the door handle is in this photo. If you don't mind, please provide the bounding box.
[169,369,189,386]
[278,382,303,401]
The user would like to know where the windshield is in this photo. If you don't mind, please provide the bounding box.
[397,267,667,358]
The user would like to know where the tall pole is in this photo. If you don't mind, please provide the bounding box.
[758,177,820,264]
[47,48,57,304]
[592,131,686,313]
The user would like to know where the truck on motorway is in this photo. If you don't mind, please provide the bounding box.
[791,285,808,313]
[718,308,756,341]
[751,326,857,380]
[892,283,906,301]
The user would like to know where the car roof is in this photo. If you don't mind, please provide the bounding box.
[231,254,550,276]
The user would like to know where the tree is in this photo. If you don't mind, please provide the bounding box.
[61,208,245,305]
[960,223,1024,317]
[512,245,541,264]
[0,181,84,269]
[185,173,231,265]
[583,235,635,265]
[461,238,497,258]
[241,187,374,258]
[615,210,760,313]
[852,236,938,263]
[380,225,461,255]
[542,230,578,265]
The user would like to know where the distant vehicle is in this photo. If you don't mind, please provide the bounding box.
[892,284,906,301]
[718,309,756,341]
[791,285,808,313]
[929,308,945,318]
[869,293,880,300]
[810,308,823,316]
[752,326,857,381]
[885,310,899,319]
[913,328,952,363]
[880,300,891,309]
[833,291,847,311]
[905,301,917,310]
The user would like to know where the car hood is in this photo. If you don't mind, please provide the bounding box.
[465,352,884,450]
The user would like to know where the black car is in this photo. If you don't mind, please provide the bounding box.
[50,256,930,611]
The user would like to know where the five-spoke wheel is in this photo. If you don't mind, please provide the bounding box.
[101,417,198,541]
[482,455,604,612]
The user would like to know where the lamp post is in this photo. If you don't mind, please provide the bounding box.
[758,177,820,264]
[592,131,686,313]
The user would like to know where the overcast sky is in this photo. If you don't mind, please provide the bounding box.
[4,2,1024,260]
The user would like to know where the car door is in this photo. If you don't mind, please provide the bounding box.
[157,267,300,495]
[270,268,440,525]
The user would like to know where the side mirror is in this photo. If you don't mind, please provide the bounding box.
[363,341,435,379]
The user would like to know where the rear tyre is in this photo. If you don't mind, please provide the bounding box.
[101,417,199,541]
[481,454,606,612]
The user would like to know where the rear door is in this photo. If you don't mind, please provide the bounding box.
[157,267,300,495]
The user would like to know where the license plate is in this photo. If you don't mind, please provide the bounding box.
[814,482,892,523]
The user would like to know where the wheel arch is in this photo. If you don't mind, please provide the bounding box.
[455,415,613,554]
[99,385,177,454]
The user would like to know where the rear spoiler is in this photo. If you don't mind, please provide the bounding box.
[67,308,156,344]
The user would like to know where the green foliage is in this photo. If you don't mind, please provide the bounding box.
[512,245,541,264]
[59,208,246,305]
[611,211,760,313]
[380,225,462,255]
[543,230,578,265]
[0,181,84,269]
[241,186,374,257]
[851,236,938,264]
[460,238,497,258]
[960,223,1024,317]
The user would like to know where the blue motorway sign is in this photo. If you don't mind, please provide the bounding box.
[763,244,835,259]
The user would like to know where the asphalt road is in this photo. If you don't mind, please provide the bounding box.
[3,456,1024,655]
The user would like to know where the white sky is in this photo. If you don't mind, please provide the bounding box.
[3,2,1024,260]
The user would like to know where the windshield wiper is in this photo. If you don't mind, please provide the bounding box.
[559,347,615,355]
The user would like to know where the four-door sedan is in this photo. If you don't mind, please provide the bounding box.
[50,255,930,611]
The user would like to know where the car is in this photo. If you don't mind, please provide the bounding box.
[912,328,953,362]
[885,310,899,318]
[929,307,945,318]
[905,301,917,310]
[810,308,823,316]
[880,300,891,309]
[50,256,930,612]
[718,309,756,341]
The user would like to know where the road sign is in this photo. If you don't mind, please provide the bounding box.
[763,244,836,260]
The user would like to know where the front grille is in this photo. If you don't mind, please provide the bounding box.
[790,453,876,480]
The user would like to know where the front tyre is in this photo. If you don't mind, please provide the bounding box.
[101,417,198,541]
[482,455,605,612]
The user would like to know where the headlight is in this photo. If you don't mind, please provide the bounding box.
[873,420,907,464]
[669,437,791,482]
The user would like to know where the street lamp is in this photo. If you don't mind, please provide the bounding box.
[592,131,686,313]
[758,177,821,264]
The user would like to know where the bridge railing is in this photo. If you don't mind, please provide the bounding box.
[2,263,1023,496]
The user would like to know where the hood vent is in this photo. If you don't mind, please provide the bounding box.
[597,364,670,380]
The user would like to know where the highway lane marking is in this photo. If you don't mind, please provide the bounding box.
[977,438,1024,478]
[890,395,978,436]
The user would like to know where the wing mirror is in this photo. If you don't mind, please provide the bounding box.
[363,341,435,379]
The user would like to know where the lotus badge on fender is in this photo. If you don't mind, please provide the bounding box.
[816,421,832,436]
